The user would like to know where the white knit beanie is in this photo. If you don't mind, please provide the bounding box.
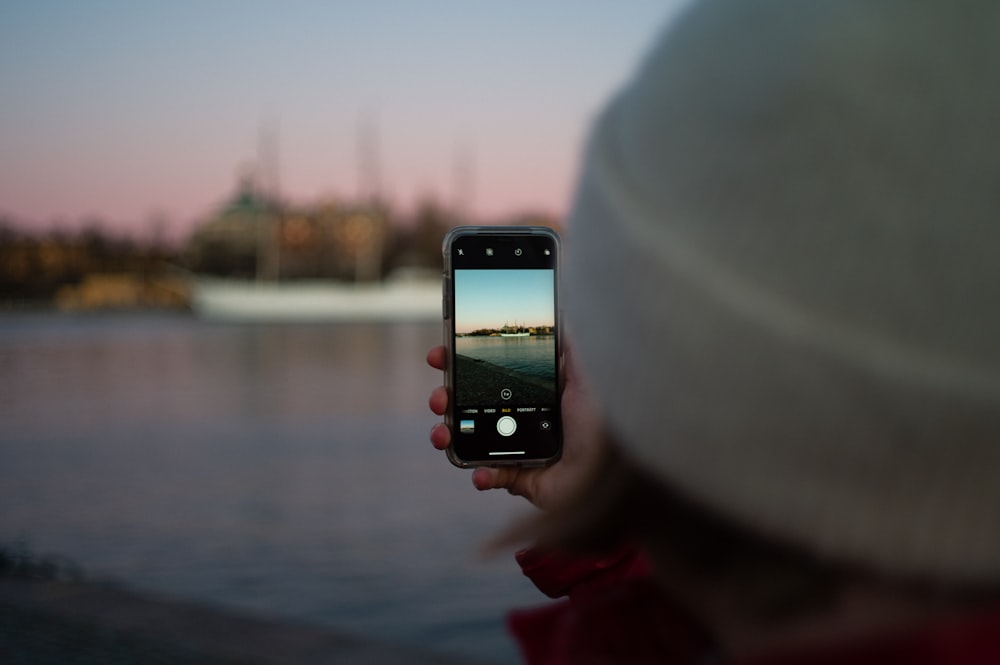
[566,0,1000,582]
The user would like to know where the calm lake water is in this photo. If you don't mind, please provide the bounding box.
[0,311,546,664]
[455,336,556,380]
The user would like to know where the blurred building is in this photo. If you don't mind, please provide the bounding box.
[184,175,274,279]
[185,176,395,283]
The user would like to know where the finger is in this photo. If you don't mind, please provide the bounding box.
[430,422,451,450]
[428,385,448,415]
[561,335,582,385]
[426,345,446,371]
[472,466,524,493]
[471,467,502,491]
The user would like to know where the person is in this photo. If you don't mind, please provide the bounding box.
[429,0,1000,662]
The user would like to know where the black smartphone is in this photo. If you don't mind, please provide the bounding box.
[442,226,563,468]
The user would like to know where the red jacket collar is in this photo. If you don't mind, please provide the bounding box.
[509,544,1000,665]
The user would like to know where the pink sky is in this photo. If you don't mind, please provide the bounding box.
[0,2,683,242]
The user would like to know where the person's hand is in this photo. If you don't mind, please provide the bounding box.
[427,343,604,511]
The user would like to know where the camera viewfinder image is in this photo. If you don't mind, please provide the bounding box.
[454,269,556,408]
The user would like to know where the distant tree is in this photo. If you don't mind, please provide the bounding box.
[395,197,454,272]
[0,221,181,306]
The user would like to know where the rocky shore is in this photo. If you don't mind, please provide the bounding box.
[454,354,556,405]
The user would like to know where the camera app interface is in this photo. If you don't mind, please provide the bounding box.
[451,237,560,460]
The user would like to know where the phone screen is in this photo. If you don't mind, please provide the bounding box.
[443,227,562,467]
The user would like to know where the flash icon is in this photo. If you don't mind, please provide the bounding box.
[486,248,494,256]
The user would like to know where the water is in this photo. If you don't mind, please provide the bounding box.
[455,336,556,380]
[0,311,546,664]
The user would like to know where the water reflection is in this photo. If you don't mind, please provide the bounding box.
[0,312,541,664]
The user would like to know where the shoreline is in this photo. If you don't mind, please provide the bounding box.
[455,354,556,405]
[0,575,485,664]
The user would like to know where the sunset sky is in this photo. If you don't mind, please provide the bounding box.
[455,269,553,333]
[0,1,685,242]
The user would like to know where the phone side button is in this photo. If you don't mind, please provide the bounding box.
[442,277,451,319]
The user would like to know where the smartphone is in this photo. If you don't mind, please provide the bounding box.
[442,226,563,468]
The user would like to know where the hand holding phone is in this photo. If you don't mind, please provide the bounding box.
[442,226,564,468]
[428,341,605,510]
